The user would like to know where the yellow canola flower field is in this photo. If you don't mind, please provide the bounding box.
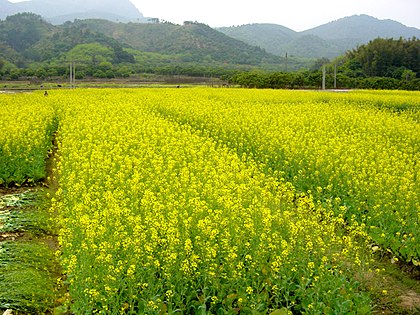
[50,89,370,314]
[3,88,418,314]
[146,89,420,264]
[0,93,56,186]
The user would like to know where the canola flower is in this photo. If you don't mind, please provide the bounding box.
[145,88,420,263]
[49,89,370,314]
[5,88,418,314]
[0,92,56,185]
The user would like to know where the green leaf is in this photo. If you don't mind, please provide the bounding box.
[270,308,290,315]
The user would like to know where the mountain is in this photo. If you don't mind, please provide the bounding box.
[1,13,303,74]
[218,15,420,59]
[68,19,283,65]
[218,24,342,59]
[218,24,296,56]
[0,0,146,24]
[302,14,420,41]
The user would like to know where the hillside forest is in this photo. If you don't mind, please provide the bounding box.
[0,13,419,90]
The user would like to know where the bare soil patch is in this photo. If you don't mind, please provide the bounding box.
[399,290,420,311]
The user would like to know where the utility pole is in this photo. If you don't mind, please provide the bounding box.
[73,62,76,88]
[322,65,326,90]
[69,62,72,88]
[69,62,76,88]
[285,52,288,72]
[334,64,337,89]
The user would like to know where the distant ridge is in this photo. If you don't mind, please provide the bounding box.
[219,15,420,59]
[0,0,146,24]
[218,24,297,55]
[302,14,420,41]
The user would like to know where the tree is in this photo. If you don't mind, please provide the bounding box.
[401,69,416,81]
[112,45,135,63]
[310,58,330,71]
[66,43,114,65]
[340,37,420,78]
[98,61,113,72]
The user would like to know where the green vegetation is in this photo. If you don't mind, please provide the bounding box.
[0,241,58,313]
[228,38,420,90]
[338,37,419,78]
[0,190,60,314]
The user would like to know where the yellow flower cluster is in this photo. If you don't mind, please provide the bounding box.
[6,88,417,313]
[0,92,56,185]
[147,88,419,263]
[47,89,370,313]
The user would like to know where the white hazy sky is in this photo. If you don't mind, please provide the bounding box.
[131,0,420,31]
[8,0,420,31]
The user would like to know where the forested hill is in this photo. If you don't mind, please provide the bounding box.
[1,13,305,76]
[0,14,135,65]
[218,15,420,59]
[69,19,280,65]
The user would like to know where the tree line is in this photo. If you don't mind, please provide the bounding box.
[227,71,419,90]
[227,37,419,90]
[340,37,419,79]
